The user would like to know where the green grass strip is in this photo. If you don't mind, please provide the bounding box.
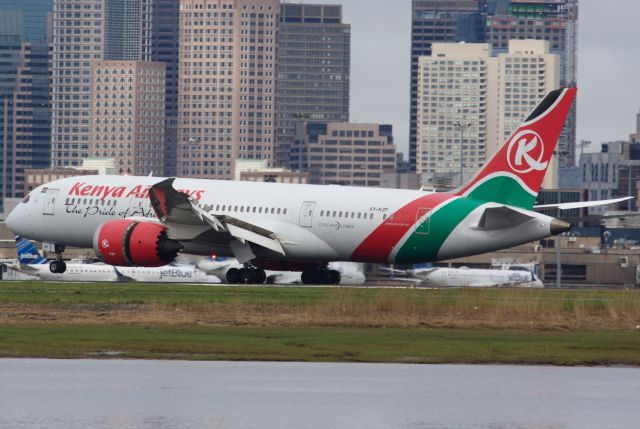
[0,324,639,366]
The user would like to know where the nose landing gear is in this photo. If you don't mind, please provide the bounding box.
[49,244,67,274]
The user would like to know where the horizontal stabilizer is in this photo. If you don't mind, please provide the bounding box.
[534,196,633,210]
[477,206,535,230]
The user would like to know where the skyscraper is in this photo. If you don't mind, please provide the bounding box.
[177,0,279,179]
[275,3,350,168]
[50,0,106,168]
[409,0,486,173]
[89,60,166,175]
[486,0,578,167]
[151,0,180,176]
[51,0,155,169]
[0,0,53,44]
[416,41,560,189]
[0,5,52,210]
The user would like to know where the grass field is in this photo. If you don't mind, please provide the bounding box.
[1,281,640,365]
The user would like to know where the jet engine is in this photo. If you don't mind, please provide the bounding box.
[92,219,182,267]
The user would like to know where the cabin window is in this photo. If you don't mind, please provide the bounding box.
[351,212,355,219]
[320,210,324,216]
[259,207,263,213]
[215,204,220,211]
[277,208,281,214]
[270,208,275,214]
[284,208,288,215]
[357,213,361,219]
[234,205,238,212]
[383,213,386,220]
[252,207,257,213]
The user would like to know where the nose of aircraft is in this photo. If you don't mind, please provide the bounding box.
[5,200,25,235]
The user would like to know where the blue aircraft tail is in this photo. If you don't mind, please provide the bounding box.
[15,236,48,265]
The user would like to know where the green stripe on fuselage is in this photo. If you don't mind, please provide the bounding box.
[393,176,535,264]
[394,197,486,264]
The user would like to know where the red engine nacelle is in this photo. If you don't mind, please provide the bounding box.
[93,219,182,267]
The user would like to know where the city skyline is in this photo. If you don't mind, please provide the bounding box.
[315,0,640,155]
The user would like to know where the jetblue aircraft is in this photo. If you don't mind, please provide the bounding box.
[4,88,626,284]
[10,236,219,283]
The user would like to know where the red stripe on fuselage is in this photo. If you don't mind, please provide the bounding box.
[351,192,455,263]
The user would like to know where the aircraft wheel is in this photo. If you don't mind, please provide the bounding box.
[239,268,256,284]
[226,268,240,284]
[301,270,315,285]
[328,270,341,285]
[49,261,59,274]
[316,269,330,285]
[58,261,67,274]
[254,269,266,284]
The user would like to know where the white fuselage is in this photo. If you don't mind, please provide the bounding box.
[14,262,219,283]
[415,268,543,288]
[7,175,559,265]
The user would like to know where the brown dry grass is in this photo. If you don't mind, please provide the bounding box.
[2,287,640,331]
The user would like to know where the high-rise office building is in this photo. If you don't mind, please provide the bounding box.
[275,3,350,168]
[151,0,180,176]
[291,122,396,187]
[0,8,52,210]
[486,0,578,166]
[104,0,153,60]
[416,43,495,188]
[177,0,279,180]
[51,0,155,169]
[89,60,166,176]
[416,41,559,189]
[0,0,53,44]
[409,0,578,171]
[409,0,486,173]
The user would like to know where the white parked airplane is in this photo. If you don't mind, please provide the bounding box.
[9,236,219,283]
[196,257,366,285]
[384,265,543,288]
[4,89,628,284]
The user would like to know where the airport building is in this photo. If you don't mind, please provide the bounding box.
[89,60,166,176]
[275,3,350,169]
[177,0,279,180]
[416,40,559,188]
[290,122,397,187]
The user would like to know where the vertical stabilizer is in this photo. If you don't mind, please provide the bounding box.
[455,88,577,209]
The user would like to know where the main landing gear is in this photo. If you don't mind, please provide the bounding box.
[226,265,266,285]
[49,244,67,274]
[301,266,341,285]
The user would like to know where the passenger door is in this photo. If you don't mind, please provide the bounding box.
[299,201,316,228]
[43,188,59,216]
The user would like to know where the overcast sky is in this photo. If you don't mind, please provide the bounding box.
[300,0,639,156]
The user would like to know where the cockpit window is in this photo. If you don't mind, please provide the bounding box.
[21,194,30,204]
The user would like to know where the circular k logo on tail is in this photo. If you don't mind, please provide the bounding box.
[506,130,548,174]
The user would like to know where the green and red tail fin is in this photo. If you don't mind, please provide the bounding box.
[454,87,577,209]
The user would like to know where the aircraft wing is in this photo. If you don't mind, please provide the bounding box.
[114,267,136,282]
[149,178,286,257]
[533,196,633,210]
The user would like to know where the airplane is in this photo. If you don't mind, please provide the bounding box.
[383,265,543,288]
[196,256,366,285]
[8,236,220,283]
[5,88,626,285]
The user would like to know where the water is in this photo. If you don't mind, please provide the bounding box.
[1,359,639,429]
